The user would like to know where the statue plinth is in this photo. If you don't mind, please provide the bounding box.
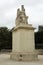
[10,24,38,61]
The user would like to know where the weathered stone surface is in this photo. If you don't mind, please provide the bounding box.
[10,52,38,61]
[10,5,38,61]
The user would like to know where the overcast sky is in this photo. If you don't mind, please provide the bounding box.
[0,0,43,30]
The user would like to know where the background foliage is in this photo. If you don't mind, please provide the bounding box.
[0,27,12,50]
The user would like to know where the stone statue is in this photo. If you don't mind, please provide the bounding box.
[15,5,28,26]
[21,5,25,11]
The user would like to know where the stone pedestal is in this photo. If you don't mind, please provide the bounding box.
[10,24,38,61]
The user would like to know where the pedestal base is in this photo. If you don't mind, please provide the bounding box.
[10,52,38,61]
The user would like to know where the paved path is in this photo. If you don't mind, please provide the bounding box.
[0,53,43,65]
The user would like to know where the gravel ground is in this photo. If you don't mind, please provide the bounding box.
[0,53,43,65]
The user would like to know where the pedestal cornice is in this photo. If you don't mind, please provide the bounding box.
[12,24,35,32]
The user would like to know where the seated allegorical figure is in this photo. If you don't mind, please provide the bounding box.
[15,5,28,26]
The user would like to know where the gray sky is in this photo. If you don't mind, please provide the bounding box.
[0,0,43,30]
